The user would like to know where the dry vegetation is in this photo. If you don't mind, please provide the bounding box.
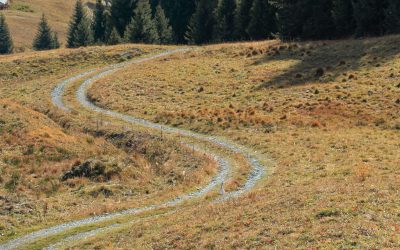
[0,44,216,241]
[83,36,400,248]
[1,0,95,50]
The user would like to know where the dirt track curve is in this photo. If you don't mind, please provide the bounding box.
[0,49,266,250]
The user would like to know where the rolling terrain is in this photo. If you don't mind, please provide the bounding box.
[1,0,94,50]
[0,35,399,249]
[77,36,400,248]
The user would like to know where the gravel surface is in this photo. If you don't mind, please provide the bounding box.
[0,49,266,250]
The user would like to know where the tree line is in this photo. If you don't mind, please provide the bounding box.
[189,0,400,42]
[1,0,400,54]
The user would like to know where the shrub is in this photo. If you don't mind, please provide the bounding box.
[316,209,340,219]
[5,173,20,192]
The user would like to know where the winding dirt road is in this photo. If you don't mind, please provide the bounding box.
[0,49,266,250]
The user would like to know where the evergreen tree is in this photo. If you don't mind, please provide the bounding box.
[92,0,106,43]
[185,0,215,44]
[149,0,159,10]
[111,0,136,36]
[247,0,276,40]
[125,0,159,44]
[213,0,236,41]
[272,0,304,40]
[154,4,173,44]
[67,0,92,48]
[51,32,61,49]
[234,0,253,40]
[384,0,400,34]
[301,0,335,39]
[73,19,93,47]
[273,0,335,40]
[0,14,13,54]
[107,27,122,44]
[104,9,114,41]
[332,0,356,36]
[33,14,54,50]
[159,0,196,43]
[352,0,388,37]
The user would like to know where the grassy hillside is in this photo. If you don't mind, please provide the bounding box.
[0,45,216,239]
[81,36,400,248]
[0,33,399,248]
[1,0,94,50]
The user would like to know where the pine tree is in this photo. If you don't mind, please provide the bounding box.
[159,0,196,43]
[352,0,388,37]
[103,9,114,41]
[51,32,61,49]
[154,4,174,44]
[124,0,159,44]
[301,0,335,39]
[384,0,400,34]
[234,0,253,40]
[332,0,356,36]
[247,0,276,40]
[92,0,106,43]
[273,0,335,40]
[107,27,122,44]
[67,0,92,48]
[272,0,304,40]
[73,19,93,47]
[213,0,236,41]
[33,14,54,50]
[185,0,215,44]
[0,14,13,54]
[111,0,136,36]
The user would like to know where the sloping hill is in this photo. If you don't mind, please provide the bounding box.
[80,36,399,249]
[0,44,218,242]
[1,0,94,50]
[0,33,398,248]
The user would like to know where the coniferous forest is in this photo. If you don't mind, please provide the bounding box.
[69,0,400,47]
[1,0,400,53]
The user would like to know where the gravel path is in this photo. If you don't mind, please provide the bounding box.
[0,49,265,250]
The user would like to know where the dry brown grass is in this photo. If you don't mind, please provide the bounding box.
[1,0,95,50]
[82,36,400,248]
[0,44,215,241]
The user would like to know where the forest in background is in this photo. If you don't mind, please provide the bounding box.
[1,0,400,53]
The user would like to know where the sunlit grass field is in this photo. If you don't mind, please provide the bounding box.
[0,34,399,248]
[0,44,219,241]
[84,36,400,248]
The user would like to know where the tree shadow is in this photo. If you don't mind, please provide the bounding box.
[254,35,400,89]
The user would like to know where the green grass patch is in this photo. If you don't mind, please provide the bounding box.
[11,3,34,13]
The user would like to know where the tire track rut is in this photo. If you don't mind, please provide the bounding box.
[0,49,265,250]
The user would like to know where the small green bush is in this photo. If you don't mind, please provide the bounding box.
[12,4,34,13]
[316,209,340,219]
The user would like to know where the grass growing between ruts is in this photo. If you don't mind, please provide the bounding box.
[83,36,400,248]
[0,44,222,243]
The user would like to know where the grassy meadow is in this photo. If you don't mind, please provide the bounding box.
[0,45,218,241]
[0,25,398,247]
[83,36,400,248]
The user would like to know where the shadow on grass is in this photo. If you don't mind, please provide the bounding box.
[255,35,400,89]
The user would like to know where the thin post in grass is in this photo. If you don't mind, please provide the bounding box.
[96,117,99,131]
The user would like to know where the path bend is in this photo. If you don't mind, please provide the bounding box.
[0,48,265,250]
